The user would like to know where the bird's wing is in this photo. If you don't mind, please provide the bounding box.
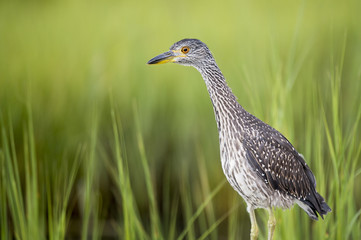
[243,130,316,200]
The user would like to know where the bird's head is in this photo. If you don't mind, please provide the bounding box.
[147,39,214,68]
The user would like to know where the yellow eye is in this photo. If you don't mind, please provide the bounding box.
[181,46,190,54]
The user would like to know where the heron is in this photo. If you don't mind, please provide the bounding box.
[147,39,331,240]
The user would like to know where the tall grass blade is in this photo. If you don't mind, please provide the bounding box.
[133,102,162,239]
[177,180,226,240]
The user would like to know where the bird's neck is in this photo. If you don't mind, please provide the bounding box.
[196,62,245,130]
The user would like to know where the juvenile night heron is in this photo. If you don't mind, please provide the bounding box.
[148,39,331,240]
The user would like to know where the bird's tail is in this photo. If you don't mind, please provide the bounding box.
[296,190,331,220]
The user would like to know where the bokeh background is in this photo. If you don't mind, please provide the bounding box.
[1,0,361,239]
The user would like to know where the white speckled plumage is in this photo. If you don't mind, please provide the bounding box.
[148,38,331,240]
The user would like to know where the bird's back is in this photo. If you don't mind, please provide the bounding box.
[220,106,331,219]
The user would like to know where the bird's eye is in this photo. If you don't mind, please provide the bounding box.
[181,46,190,54]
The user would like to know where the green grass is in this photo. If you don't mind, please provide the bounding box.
[1,0,361,239]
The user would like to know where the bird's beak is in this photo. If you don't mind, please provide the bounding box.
[147,50,177,65]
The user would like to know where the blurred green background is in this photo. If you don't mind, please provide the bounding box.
[1,0,361,239]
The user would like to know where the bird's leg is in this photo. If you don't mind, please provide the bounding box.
[248,206,259,240]
[267,207,276,240]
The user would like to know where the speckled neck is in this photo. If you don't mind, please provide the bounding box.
[195,62,245,131]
